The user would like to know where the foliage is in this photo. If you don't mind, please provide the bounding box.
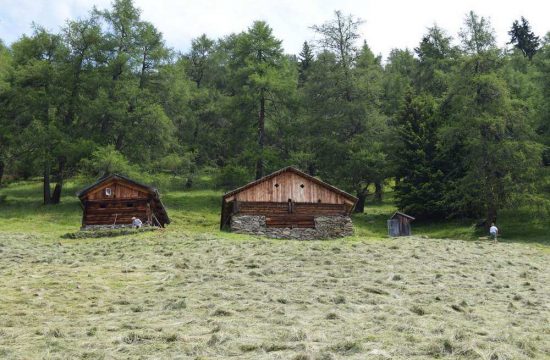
[0,2,548,224]
[393,93,445,219]
[215,164,251,190]
[80,145,133,178]
[508,17,540,60]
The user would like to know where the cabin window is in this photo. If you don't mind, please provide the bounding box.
[300,184,305,188]
[105,188,112,197]
[100,203,107,208]
[274,183,279,188]
[126,203,134,207]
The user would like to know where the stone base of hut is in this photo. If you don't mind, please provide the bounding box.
[230,215,353,239]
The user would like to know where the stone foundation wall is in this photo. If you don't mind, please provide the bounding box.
[230,215,353,239]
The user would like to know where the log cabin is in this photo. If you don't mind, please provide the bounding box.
[77,174,169,228]
[220,166,357,239]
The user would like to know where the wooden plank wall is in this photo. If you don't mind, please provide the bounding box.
[265,215,315,228]
[234,201,349,229]
[84,181,149,201]
[237,202,348,216]
[84,199,149,225]
[233,172,350,204]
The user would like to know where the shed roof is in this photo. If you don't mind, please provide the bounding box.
[390,211,415,220]
[222,166,358,204]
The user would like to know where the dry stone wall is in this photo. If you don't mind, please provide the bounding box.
[230,215,353,239]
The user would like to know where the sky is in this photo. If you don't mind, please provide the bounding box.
[1,0,549,59]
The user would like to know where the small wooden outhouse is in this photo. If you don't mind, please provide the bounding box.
[77,174,169,228]
[387,211,415,236]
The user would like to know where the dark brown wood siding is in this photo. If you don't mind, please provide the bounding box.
[235,201,349,216]
[83,199,149,225]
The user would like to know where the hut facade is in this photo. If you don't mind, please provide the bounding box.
[77,174,169,229]
[387,211,415,236]
[220,167,357,239]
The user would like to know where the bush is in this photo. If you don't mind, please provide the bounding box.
[80,145,139,179]
[215,164,251,190]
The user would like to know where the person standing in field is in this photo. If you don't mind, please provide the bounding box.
[489,223,498,243]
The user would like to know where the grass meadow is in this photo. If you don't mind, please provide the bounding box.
[0,180,548,359]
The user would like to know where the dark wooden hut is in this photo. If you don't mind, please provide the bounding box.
[387,211,415,236]
[77,174,169,228]
[220,167,357,238]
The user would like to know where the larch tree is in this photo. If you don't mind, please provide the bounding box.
[308,12,387,212]
[226,21,295,179]
[441,19,542,224]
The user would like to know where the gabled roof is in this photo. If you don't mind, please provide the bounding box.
[76,173,158,198]
[222,166,358,204]
[391,211,415,220]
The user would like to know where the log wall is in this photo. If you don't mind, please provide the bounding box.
[83,199,150,226]
[233,201,349,229]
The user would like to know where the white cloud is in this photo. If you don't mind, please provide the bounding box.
[1,0,549,59]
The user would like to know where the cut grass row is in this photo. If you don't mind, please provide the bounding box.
[0,232,548,359]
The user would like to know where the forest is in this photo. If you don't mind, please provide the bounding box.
[0,0,549,225]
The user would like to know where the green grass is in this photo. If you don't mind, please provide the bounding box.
[2,180,547,244]
[0,180,549,358]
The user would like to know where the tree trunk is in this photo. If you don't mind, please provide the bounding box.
[43,164,52,205]
[139,51,148,89]
[65,57,84,126]
[374,182,383,203]
[485,205,497,231]
[0,160,4,186]
[354,185,369,213]
[115,133,124,151]
[51,156,65,204]
[354,193,366,213]
[52,184,62,204]
[255,90,266,180]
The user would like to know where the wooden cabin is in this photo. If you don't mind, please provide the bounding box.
[387,211,415,236]
[220,167,357,238]
[77,174,170,228]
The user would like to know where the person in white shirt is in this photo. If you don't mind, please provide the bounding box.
[489,223,498,243]
[132,217,143,228]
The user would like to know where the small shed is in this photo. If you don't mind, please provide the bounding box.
[220,166,357,239]
[77,174,170,228]
[388,211,415,237]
